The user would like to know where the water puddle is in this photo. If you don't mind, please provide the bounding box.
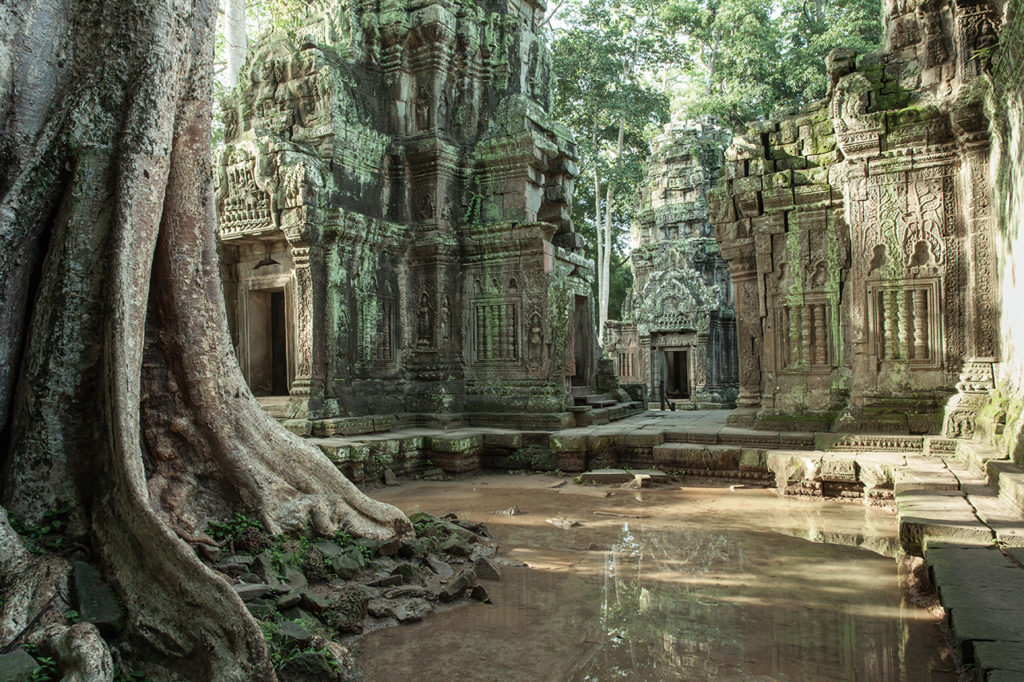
[357,474,955,680]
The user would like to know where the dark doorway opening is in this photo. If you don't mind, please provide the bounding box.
[270,291,288,395]
[571,296,593,387]
[665,350,690,399]
[248,288,290,397]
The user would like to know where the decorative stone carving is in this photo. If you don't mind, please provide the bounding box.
[711,0,1001,434]
[216,0,590,424]
[606,121,738,407]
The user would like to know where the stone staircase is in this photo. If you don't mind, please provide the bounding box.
[893,441,1024,677]
[568,385,644,426]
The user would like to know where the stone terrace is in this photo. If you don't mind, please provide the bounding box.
[304,408,1024,678]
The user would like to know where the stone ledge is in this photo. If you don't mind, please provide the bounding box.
[893,458,960,494]
[925,540,1024,671]
[897,489,994,556]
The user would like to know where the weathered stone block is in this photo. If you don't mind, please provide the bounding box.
[72,561,125,637]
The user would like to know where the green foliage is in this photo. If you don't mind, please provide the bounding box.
[206,512,263,543]
[661,0,882,125]
[30,656,57,682]
[260,620,341,672]
[65,610,81,624]
[333,530,375,561]
[508,445,558,470]
[11,506,72,555]
[552,0,671,320]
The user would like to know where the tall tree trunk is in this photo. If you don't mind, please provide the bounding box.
[0,0,410,677]
[221,0,248,88]
[598,118,624,343]
[592,113,603,352]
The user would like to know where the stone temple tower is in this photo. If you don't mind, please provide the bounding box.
[216,0,599,432]
[605,121,739,408]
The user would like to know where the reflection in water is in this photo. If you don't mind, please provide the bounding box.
[359,475,954,681]
[585,522,928,680]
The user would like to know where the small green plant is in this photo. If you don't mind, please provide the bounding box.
[11,506,72,555]
[30,656,57,681]
[65,610,81,623]
[333,530,374,560]
[261,619,341,671]
[206,512,262,543]
[508,445,557,471]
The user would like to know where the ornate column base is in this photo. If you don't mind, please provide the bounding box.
[943,360,997,439]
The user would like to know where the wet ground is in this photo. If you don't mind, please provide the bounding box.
[357,474,956,681]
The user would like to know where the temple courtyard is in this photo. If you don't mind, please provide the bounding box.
[303,408,1024,679]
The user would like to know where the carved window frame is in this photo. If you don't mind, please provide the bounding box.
[866,277,943,369]
[772,292,837,375]
[357,295,397,368]
[470,297,522,366]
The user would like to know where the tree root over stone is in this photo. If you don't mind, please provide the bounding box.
[0,1,410,678]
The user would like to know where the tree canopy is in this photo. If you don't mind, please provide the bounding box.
[549,0,882,322]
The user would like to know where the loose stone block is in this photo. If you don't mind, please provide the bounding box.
[72,561,125,636]
[579,469,633,484]
[0,650,38,682]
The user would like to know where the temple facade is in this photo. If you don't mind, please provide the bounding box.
[605,121,739,408]
[216,0,599,430]
[709,0,1001,434]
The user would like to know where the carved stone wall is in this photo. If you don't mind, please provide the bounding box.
[605,122,738,407]
[977,0,1024,463]
[710,0,1002,434]
[216,0,592,426]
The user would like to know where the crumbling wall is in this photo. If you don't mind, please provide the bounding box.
[711,0,1002,434]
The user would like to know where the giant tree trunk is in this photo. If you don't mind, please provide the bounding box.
[0,0,410,678]
[221,0,248,88]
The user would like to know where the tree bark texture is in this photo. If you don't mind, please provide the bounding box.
[220,0,247,88]
[0,0,410,678]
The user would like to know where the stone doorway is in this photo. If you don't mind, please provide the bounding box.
[664,349,691,399]
[571,295,593,387]
[246,287,291,397]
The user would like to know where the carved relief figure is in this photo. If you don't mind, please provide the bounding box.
[415,86,430,131]
[441,296,451,341]
[437,90,448,133]
[417,292,433,347]
[527,312,543,369]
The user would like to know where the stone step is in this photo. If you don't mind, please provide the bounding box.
[987,459,1024,516]
[945,461,1024,548]
[923,544,1024,675]
[652,442,753,471]
[578,468,633,484]
[896,488,994,556]
[570,385,592,398]
[956,440,1006,475]
[893,457,960,494]
[662,427,816,450]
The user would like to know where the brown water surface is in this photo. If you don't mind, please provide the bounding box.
[357,474,954,681]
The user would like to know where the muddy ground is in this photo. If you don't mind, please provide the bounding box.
[356,473,956,681]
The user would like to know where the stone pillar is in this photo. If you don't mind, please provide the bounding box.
[944,95,999,437]
[287,244,332,418]
[728,256,761,424]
